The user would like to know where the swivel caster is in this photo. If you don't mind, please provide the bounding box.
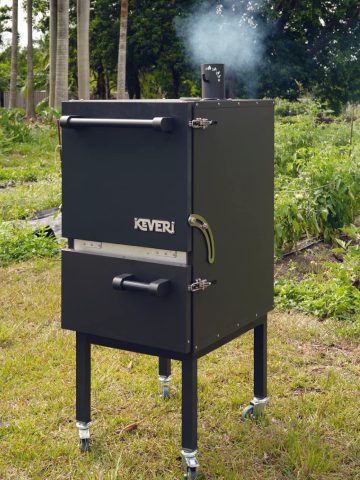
[159,375,171,399]
[241,404,254,419]
[182,449,199,480]
[80,438,90,453]
[76,420,90,453]
[185,467,197,479]
[241,397,268,420]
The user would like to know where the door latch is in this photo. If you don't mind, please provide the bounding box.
[188,118,217,129]
[188,278,216,293]
[188,214,215,264]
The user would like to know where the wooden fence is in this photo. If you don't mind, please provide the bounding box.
[0,91,47,109]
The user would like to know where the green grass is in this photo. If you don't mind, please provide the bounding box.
[0,176,61,222]
[0,259,359,479]
[0,110,59,187]
[0,110,60,222]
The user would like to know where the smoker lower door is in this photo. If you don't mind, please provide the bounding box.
[61,250,192,353]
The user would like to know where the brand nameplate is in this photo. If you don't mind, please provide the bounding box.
[134,218,175,235]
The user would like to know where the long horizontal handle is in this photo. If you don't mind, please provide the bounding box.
[60,115,173,132]
[112,274,171,297]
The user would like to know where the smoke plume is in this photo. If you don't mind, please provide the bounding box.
[176,1,268,95]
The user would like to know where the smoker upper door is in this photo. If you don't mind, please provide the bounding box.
[61,101,192,251]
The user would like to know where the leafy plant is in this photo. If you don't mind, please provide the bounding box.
[275,227,360,319]
[0,223,63,264]
[275,274,360,320]
[0,109,32,152]
[275,147,360,253]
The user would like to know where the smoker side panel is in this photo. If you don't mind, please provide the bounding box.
[61,101,192,252]
[192,102,274,353]
[62,250,192,353]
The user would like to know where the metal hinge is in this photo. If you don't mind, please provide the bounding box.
[188,278,216,293]
[188,118,216,129]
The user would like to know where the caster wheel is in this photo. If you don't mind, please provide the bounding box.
[161,385,170,399]
[185,467,197,480]
[80,438,90,453]
[241,404,254,420]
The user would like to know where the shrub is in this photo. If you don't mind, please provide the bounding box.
[275,227,360,319]
[0,108,32,151]
[274,149,360,253]
[275,274,360,320]
[0,223,63,264]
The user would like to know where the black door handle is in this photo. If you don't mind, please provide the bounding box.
[60,116,174,132]
[112,274,171,297]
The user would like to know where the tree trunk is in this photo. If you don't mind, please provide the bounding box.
[26,0,35,118]
[105,69,111,99]
[77,0,90,99]
[49,0,57,108]
[54,0,69,109]
[95,63,106,99]
[127,67,141,99]
[116,0,128,99]
[9,0,18,108]
[171,68,180,99]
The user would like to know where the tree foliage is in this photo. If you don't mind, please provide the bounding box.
[0,0,359,109]
[0,5,11,47]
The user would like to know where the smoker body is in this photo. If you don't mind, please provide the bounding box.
[61,98,274,477]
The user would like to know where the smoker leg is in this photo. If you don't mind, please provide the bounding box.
[181,357,199,479]
[76,333,91,452]
[242,317,268,420]
[158,357,171,399]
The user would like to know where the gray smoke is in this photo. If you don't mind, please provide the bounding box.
[176,1,267,79]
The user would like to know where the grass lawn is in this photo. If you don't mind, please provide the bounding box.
[0,258,359,479]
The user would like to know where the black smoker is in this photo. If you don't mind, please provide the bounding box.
[60,64,274,479]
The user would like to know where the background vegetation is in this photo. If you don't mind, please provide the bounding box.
[0,1,359,112]
[0,1,359,478]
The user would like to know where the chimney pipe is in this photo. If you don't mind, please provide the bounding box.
[201,64,225,100]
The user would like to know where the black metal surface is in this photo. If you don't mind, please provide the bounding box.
[85,332,190,360]
[60,115,173,132]
[76,333,91,423]
[194,317,264,358]
[62,250,192,353]
[61,101,192,251]
[182,357,198,451]
[112,273,171,297]
[192,100,274,352]
[201,64,225,99]
[254,318,267,399]
[159,357,171,377]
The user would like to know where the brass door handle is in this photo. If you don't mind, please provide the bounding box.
[188,214,215,264]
